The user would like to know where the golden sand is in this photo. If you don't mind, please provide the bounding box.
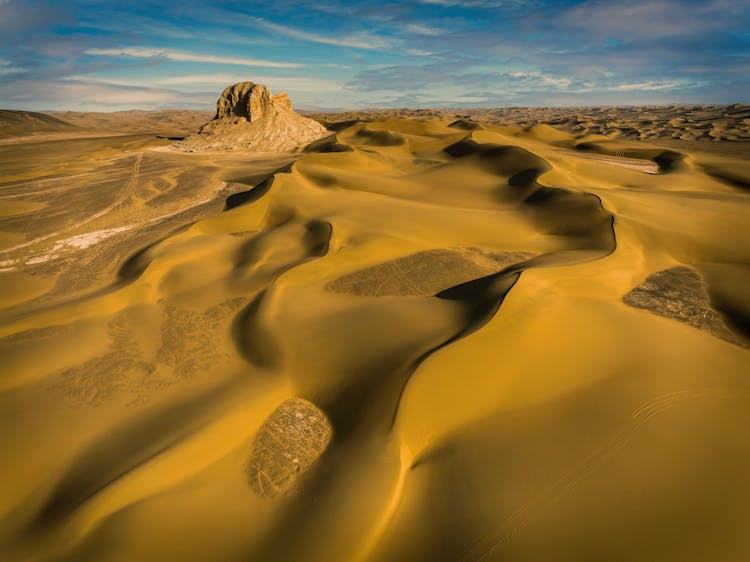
[0,114,749,561]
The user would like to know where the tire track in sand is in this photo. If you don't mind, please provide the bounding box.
[0,153,142,258]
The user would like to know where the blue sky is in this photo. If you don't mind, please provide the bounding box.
[0,0,748,111]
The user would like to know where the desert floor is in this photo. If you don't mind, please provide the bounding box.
[1,110,749,561]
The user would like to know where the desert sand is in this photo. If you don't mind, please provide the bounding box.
[1,99,749,562]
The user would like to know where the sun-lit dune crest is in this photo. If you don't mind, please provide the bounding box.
[518,123,574,145]
[176,81,329,152]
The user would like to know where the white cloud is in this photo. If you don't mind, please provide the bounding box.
[440,95,490,102]
[0,59,27,75]
[0,79,212,110]
[610,81,685,91]
[418,0,528,6]
[84,47,303,68]
[245,17,393,51]
[156,74,345,92]
[64,74,345,95]
[405,24,442,36]
[509,71,572,88]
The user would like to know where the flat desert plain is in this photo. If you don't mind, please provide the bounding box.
[1,106,749,561]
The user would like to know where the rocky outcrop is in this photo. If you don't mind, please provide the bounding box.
[214,82,271,121]
[272,92,292,110]
[177,81,329,152]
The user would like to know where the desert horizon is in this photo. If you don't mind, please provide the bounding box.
[1,1,750,561]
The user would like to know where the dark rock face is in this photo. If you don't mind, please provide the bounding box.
[214,82,273,122]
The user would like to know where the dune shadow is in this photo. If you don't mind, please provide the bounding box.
[117,224,194,284]
[224,176,274,210]
[302,134,353,153]
[701,166,750,192]
[444,138,552,177]
[223,162,295,211]
[232,290,282,369]
[232,219,333,368]
[29,380,236,533]
[448,119,483,131]
[351,124,406,147]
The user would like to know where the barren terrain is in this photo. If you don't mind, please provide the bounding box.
[1,107,749,562]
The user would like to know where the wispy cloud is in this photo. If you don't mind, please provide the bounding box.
[0,78,212,110]
[65,73,344,91]
[0,66,26,75]
[509,71,572,89]
[244,17,393,51]
[608,80,698,92]
[417,0,534,7]
[347,60,709,106]
[0,57,26,75]
[155,74,344,93]
[405,24,442,36]
[84,47,303,68]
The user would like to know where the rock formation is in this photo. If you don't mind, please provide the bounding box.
[177,82,329,152]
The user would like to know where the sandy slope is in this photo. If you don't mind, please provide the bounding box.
[51,110,213,137]
[0,111,83,139]
[0,116,749,562]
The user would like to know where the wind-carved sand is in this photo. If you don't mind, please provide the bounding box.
[1,88,750,562]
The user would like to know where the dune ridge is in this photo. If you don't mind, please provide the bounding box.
[309,104,750,142]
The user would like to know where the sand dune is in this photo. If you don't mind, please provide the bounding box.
[1,113,749,561]
[309,103,750,142]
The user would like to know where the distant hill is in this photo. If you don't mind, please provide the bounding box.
[50,110,213,136]
[0,110,83,138]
